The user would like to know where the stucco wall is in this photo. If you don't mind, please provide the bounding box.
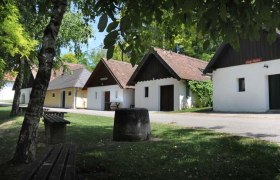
[87,85,134,110]
[135,78,194,111]
[75,88,87,109]
[0,81,15,101]
[44,89,61,108]
[20,88,32,104]
[44,88,87,109]
[212,59,280,112]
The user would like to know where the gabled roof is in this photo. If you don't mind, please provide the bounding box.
[83,58,138,89]
[50,62,85,81]
[48,68,91,90]
[128,47,209,85]
[204,31,280,74]
[203,43,229,74]
[16,62,87,90]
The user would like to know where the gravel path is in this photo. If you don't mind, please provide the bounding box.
[48,107,280,143]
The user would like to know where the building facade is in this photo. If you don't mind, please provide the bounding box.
[84,59,137,111]
[204,31,280,112]
[128,47,209,111]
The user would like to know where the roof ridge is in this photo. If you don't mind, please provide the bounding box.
[153,47,208,64]
[102,58,135,65]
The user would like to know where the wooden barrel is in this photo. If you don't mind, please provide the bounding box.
[113,108,151,141]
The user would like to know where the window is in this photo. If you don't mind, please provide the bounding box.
[145,87,149,97]
[186,82,190,97]
[115,91,118,98]
[68,91,72,96]
[95,92,98,99]
[238,78,245,92]
[52,93,55,97]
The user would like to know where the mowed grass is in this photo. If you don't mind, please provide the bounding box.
[1,106,280,179]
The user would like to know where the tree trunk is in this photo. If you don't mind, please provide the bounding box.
[12,0,68,164]
[10,58,24,117]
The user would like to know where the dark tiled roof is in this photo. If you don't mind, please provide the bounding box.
[128,47,209,85]
[102,59,138,88]
[84,59,138,89]
[48,68,91,90]
[153,48,209,81]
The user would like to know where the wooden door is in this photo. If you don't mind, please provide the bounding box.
[160,85,174,111]
[104,91,110,111]
[269,74,280,109]
[61,91,66,108]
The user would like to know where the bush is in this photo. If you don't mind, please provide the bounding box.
[189,80,212,107]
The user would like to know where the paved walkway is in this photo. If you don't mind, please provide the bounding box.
[48,107,280,144]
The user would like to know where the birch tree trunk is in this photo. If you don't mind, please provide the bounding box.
[10,57,24,117]
[12,0,68,164]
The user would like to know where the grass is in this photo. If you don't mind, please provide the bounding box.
[1,106,280,179]
[0,99,12,103]
[173,107,212,113]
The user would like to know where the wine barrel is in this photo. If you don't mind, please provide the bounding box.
[113,108,151,141]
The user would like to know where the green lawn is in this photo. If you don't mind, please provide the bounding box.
[1,106,280,179]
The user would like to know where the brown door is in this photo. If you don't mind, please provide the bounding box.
[160,85,174,111]
[61,91,66,108]
[104,91,110,110]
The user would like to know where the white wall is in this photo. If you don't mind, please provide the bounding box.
[20,88,32,104]
[135,78,194,111]
[87,85,134,110]
[0,81,15,101]
[213,59,280,112]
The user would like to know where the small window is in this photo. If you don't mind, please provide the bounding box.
[145,87,149,97]
[95,92,98,99]
[186,82,190,97]
[52,93,55,97]
[238,78,245,92]
[115,91,118,98]
[68,91,72,96]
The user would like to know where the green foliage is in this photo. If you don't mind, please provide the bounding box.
[0,59,5,88]
[98,14,108,32]
[0,1,37,87]
[60,53,79,64]
[2,107,280,179]
[90,1,280,63]
[0,2,37,59]
[189,80,213,107]
[58,12,93,55]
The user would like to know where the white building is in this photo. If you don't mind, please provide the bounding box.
[84,59,137,110]
[128,47,209,111]
[204,32,280,112]
[0,74,15,102]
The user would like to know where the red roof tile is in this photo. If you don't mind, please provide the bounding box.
[4,73,16,81]
[102,59,138,88]
[153,47,209,81]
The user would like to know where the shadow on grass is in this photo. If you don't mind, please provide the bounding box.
[67,123,280,180]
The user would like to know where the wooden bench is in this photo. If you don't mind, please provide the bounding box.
[44,111,67,118]
[43,114,70,144]
[22,144,76,180]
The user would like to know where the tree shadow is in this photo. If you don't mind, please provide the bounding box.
[68,124,280,180]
